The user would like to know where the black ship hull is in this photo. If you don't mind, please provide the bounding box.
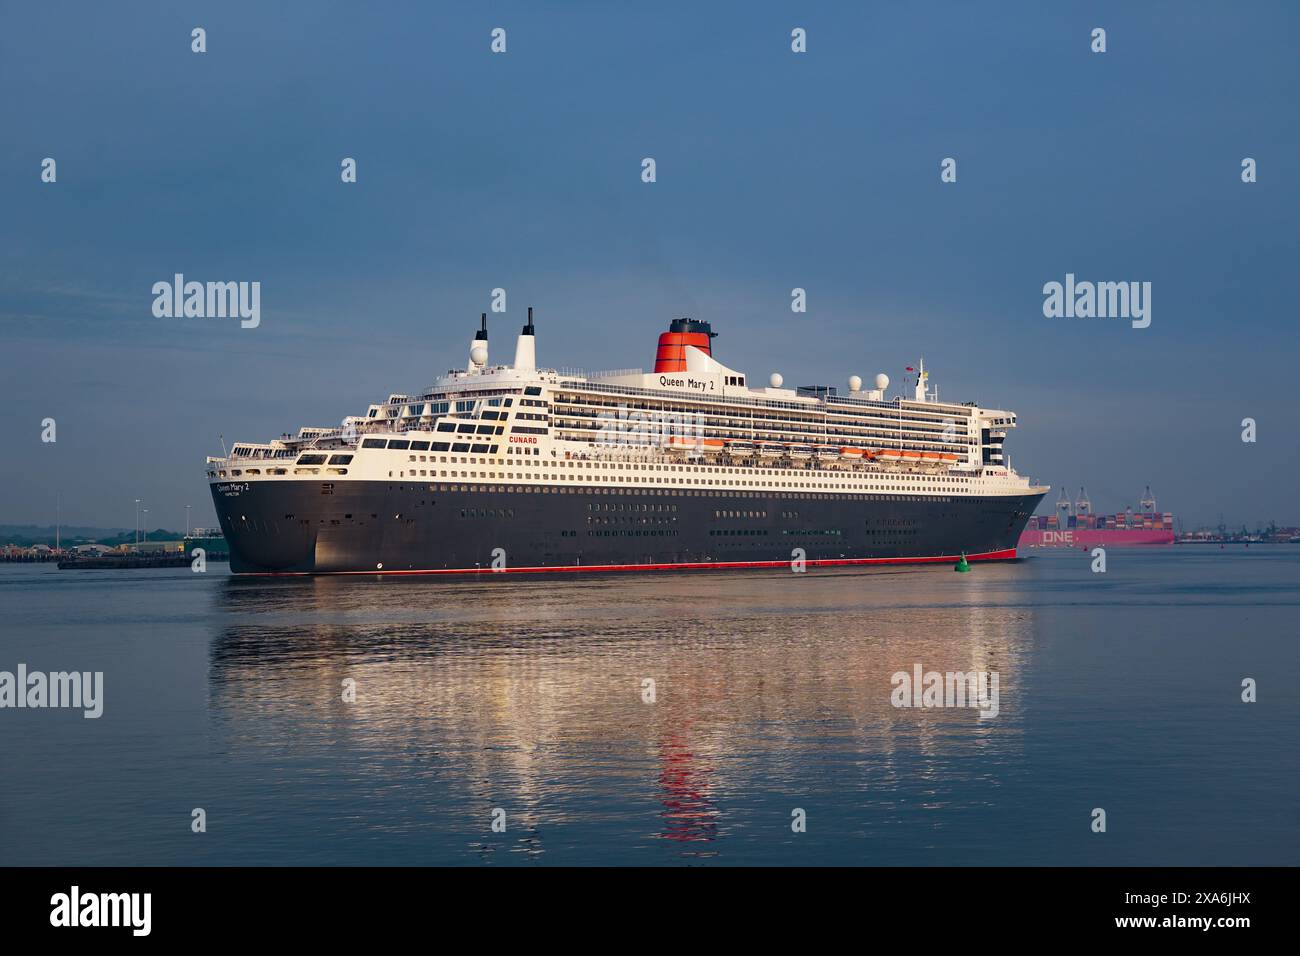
[211,479,1045,575]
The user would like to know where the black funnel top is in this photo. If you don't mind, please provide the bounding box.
[668,317,716,338]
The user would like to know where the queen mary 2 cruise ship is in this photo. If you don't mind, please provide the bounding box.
[206,313,1047,575]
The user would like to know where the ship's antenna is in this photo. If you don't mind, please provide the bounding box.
[219,433,228,458]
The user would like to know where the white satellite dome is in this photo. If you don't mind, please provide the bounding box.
[769,372,783,388]
[875,373,889,391]
[848,375,863,392]
[470,344,488,366]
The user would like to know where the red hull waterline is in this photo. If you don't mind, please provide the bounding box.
[1018,530,1173,549]
[247,548,1020,577]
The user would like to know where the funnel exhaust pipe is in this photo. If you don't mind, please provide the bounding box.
[514,306,536,371]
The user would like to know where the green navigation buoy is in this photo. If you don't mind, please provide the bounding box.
[954,552,970,573]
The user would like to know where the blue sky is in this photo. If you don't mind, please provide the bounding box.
[2,1,1297,530]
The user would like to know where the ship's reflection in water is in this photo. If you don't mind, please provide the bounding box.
[207,564,1037,863]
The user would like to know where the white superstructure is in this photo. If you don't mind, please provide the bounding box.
[208,314,1044,503]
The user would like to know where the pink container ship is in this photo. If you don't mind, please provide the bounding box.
[1019,486,1175,549]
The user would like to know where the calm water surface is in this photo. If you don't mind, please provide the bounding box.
[1,547,1297,865]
